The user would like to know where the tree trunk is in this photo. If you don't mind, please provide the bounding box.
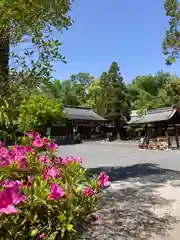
[0,29,9,91]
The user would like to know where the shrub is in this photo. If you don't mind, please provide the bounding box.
[0,132,110,239]
[18,95,65,133]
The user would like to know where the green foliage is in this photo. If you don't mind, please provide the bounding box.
[0,0,73,87]
[45,73,96,107]
[98,62,131,122]
[18,95,65,133]
[165,78,180,104]
[85,78,102,111]
[128,71,175,110]
[0,0,73,139]
[46,80,81,106]
[70,73,94,104]
[163,0,180,64]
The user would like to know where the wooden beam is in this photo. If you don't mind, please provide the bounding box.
[165,130,171,149]
[174,124,179,148]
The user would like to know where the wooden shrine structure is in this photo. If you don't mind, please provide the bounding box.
[50,106,107,144]
[128,106,180,149]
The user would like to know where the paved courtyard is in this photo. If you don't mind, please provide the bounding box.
[59,142,180,239]
[59,142,180,170]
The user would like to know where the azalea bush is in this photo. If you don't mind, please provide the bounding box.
[0,132,110,239]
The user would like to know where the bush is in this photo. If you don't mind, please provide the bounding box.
[18,95,65,133]
[0,132,110,239]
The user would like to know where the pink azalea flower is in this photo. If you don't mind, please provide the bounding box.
[43,137,49,145]
[0,183,27,214]
[26,146,32,152]
[83,186,96,197]
[1,180,22,188]
[39,233,45,239]
[62,156,81,165]
[0,204,17,214]
[47,142,58,151]
[32,138,44,148]
[76,156,83,164]
[44,167,61,180]
[48,183,65,200]
[26,131,41,139]
[0,141,4,148]
[40,155,47,163]
[54,157,63,165]
[98,172,110,188]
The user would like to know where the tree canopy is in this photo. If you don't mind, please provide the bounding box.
[163,0,180,64]
[0,0,73,139]
[18,95,65,133]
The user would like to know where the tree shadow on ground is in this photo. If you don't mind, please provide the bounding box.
[83,164,180,240]
[87,163,180,183]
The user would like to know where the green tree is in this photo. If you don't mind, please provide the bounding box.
[0,0,72,139]
[165,78,180,104]
[99,62,131,139]
[0,0,72,77]
[18,95,65,133]
[163,0,180,64]
[85,78,102,110]
[46,79,81,106]
[70,72,94,86]
[70,72,94,104]
[128,72,174,110]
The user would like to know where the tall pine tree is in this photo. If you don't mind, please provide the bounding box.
[99,62,131,139]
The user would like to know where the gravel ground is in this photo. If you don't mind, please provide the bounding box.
[83,166,180,239]
[59,143,180,239]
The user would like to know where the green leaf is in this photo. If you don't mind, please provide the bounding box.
[31,229,38,237]
[67,224,73,232]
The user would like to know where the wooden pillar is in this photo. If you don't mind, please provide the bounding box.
[144,124,147,144]
[165,130,172,149]
[165,130,169,148]
[174,124,179,148]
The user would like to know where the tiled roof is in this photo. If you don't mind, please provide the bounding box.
[128,107,177,124]
[64,106,106,121]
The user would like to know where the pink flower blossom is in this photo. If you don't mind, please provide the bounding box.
[1,180,22,188]
[98,172,110,188]
[26,131,41,139]
[48,183,65,200]
[39,233,45,239]
[0,145,28,168]
[54,157,63,165]
[62,156,82,165]
[0,204,17,214]
[26,146,32,152]
[44,167,61,180]
[43,137,49,145]
[32,138,44,148]
[47,142,58,151]
[76,156,83,164]
[40,155,47,163]
[0,183,27,214]
[83,186,96,197]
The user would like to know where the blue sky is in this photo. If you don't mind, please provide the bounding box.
[14,0,180,83]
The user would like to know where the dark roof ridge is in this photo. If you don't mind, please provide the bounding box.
[64,105,91,110]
